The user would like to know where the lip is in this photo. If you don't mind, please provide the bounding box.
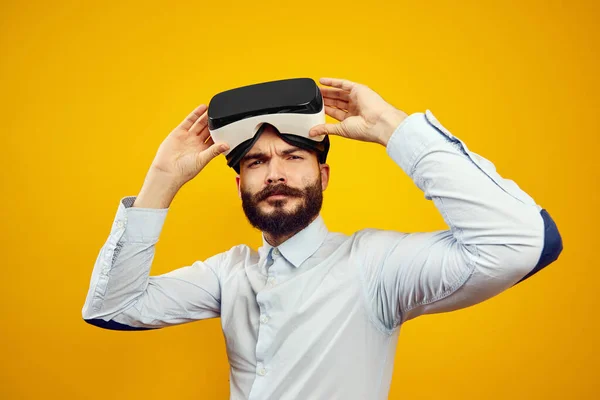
[266,194,288,200]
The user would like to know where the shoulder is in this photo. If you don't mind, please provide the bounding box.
[344,228,410,264]
[211,243,258,263]
[350,227,409,246]
[318,228,409,264]
[206,243,259,271]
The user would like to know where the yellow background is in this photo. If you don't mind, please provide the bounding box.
[1,0,598,398]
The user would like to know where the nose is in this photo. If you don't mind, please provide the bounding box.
[265,158,287,184]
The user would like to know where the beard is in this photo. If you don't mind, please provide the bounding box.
[241,177,323,238]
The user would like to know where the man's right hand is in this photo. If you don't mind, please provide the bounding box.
[133,104,229,209]
[150,104,229,187]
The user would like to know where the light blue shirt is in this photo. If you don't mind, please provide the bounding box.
[82,110,562,399]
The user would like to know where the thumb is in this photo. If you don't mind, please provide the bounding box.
[198,142,229,166]
[309,123,345,137]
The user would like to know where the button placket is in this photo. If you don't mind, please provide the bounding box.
[266,252,278,287]
[253,249,283,385]
[254,289,271,381]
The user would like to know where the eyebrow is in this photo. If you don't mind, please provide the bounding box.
[241,147,305,164]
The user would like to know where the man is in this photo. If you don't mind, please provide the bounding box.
[82,77,563,399]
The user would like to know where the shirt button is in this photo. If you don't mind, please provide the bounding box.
[260,315,269,324]
[267,277,276,286]
[272,248,280,256]
[117,221,124,228]
[256,363,267,376]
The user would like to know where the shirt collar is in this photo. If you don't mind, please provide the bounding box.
[257,214,329,268]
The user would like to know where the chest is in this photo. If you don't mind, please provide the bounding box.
[218,254,365,366]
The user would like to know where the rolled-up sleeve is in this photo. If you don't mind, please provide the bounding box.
[81,196,222,330]
[359,111,562,330]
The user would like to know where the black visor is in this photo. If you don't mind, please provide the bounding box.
[208,78,323,131]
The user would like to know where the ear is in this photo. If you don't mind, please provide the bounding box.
[319,163,330,191]
[236,175,242,199]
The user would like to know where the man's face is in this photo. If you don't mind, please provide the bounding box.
[235,125,330,238]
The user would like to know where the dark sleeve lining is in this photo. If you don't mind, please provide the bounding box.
[83,318,158,331]
[514,209,563,285]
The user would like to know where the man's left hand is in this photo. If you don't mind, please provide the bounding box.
[309,77,408,147]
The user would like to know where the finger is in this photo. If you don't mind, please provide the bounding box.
[324,105,347,121]
[177,104,207,131]
[324,97,349,111]
[321,86,351,101]
[197,125,210,142]
[319,77,356,92]
[189,109,209,135]
[198,128,210,143]
[198,141,229,166]
[309,123,345,137]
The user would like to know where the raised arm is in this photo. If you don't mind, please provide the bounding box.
[81,104,231,330]
[310,78,563,330]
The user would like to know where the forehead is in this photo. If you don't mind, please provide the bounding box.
[248,126,303,154]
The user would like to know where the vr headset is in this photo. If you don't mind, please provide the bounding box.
[207,78,330,174]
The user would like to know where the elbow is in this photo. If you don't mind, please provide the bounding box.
[81,304,156,331]
[514,208,563,285]
[82,317,156,331]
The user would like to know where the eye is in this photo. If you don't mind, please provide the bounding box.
[249,160,262,166]
[288,155,302,160]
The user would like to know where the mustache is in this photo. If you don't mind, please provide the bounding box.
[257,184,304,201]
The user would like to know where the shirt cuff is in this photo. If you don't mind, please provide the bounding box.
[112,196,169,243]
[385,110,457,178]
